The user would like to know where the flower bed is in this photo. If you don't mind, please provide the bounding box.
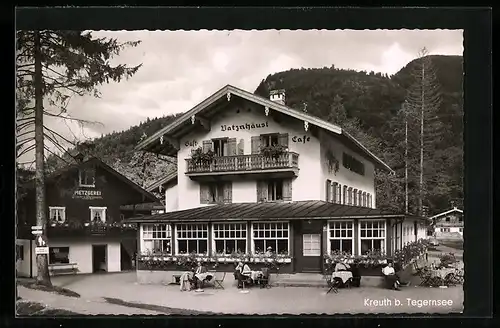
[323,239,430,274]
[138,252,292,273]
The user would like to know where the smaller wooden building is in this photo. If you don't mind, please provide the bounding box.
[429,207,464,239]
[16,157,160,277]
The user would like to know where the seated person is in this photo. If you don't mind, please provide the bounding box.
[192,261,213,290]
[179,271,193,291]
[234,261,252,288]
[334,262,351,272]
[265,247,273,256]
[382,260,401,290]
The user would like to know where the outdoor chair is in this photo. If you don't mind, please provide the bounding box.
[212,271,226,289]
[412,260,424,276]
[256,267,271,288]
[323,272,338,294]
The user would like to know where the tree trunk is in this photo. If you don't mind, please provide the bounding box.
[418,65,425,217]
[34,30,52,287]
[404,105,409,214]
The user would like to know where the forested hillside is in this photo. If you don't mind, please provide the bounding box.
[42,55,463,215]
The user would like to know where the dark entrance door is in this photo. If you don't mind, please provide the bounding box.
[294,220,323,273]
[92,245,107,273]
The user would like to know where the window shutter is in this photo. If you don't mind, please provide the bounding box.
[358,190,362,206]
[336,184,341,203]
[237,139,244,155]
[332,182,338,204]
[278,133,289,148]
[251,136,261,154]
[223,183,232,203]
[348,187,353,205]
[353,189,358,206]
[200,183,210,204]
[342,185,347,204]
[256,181,268,202]
[202,140,213,153]
[283,179,293,201]
[227,138,237,156]
[325,179,331,202]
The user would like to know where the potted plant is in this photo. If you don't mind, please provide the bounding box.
[260,144,287,160]
[325,149,339,174]
[189,147,215,166]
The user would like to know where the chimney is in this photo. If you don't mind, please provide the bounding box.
[269,89,286,105]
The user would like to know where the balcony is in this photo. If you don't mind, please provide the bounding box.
[185,152,300,181]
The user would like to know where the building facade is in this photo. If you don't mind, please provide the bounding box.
[128,84,428,284]
[430,207,464,239]
[16,157,159,277]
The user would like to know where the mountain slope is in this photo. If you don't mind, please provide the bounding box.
[42,55,463,214]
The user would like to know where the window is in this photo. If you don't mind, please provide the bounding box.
[261,133,279,147]
[459,228,463,232]
[49,247,70,264]
[268,180,283,201]
[441,228,450,232]
[328,221,354,254]
[49,207,66,223]
[445,217,450,222]
[200,182,232,204]
[359,220,386,255]
[332,182,338,203]
[176,224,208,255]
[212,138,228,157]
[336,183,342,204]
[362,192,367,207]
[325,179,332,202]
[79,168,95,187]
[347,187,353,205]
[342,152,365,175]
[258,179,291,202]
[213,223,247,254]
[90,207,106,223]
[367,194,372,208]
[353,189,358,206]
[252,222,289,255]
[303,234,321,256]
[16,245,24,261]
[142,224,172,254]
[343,185,347,204]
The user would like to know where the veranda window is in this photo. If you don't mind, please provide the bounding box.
[212,223,247,254]
[142,224,172,254]
[328,221,354,254]
[252,222,289,255]
[359,220,386,255]
[176,224,208,255]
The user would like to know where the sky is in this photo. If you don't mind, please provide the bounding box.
[17,29,463,166]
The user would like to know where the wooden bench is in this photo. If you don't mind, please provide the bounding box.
[49,263,78,276]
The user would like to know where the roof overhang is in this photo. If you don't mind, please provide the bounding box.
[135,84,393,173]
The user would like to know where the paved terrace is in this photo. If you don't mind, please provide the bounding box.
[47,271,463,314]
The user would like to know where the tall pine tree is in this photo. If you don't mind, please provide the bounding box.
[16,30,142,286]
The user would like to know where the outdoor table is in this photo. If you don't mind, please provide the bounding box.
[245,270,263,281]
[331,271,353,284]
[195,272,213,281]
[431,267,456,279]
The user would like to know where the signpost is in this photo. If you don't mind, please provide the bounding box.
[32,227,49,255]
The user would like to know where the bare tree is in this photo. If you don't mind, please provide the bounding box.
[404,48,442,217]
[16,30,142,286]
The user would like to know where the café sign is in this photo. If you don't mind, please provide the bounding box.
[72,189,103,200]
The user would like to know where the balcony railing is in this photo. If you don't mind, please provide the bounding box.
[186,152,299,174]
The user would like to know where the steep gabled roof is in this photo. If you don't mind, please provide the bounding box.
[22,157,160,204]
[135,84,392,172]
[124,200,421,223]
[145,170,178,192]
[429,207,464,220]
